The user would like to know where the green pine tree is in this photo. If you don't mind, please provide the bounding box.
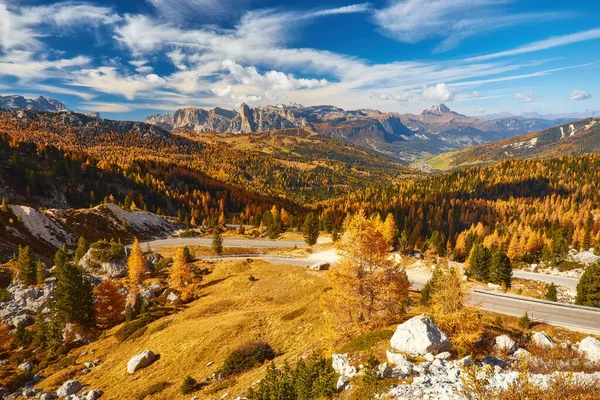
[212,225,223,255]
[182,246,194,263]
[52,262,94,327]
[18,245,36,285]
[74,236,89,263]
[54,246,68,270]
[575,261,600,307]
[302,212,319,246]
[468,242,491,282]
[489,247,512,288]
[546,282,558,301]
[36,260,45,285]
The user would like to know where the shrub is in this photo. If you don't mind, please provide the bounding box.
[220,340,275,377]
[136,382,170,400]
[181,376,199,394]
[246,356,336,400]
[338,329,394,353]
[545,283,557,301]
[152,257,173,273]
[0,288,10,302]
[114,316,153,342]
[518,312,532,330]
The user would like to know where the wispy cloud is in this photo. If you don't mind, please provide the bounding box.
[373,0,567,52]
[467,28,600,61]
[514,90,535,103]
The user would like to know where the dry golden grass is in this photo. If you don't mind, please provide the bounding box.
[38,259,330,399]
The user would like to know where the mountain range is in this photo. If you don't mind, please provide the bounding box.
[145,103,574,161]
[425,117,600,170]
[0,95,66,112]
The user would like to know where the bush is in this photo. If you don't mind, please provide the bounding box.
[152,257,172,273]
[220,340,275,377]
[181,376,199,394]
[0,288,10,302]
[545,283,557,301]
[338,329,394,353]
[136,382,170,400]
[518,312,532,330]
[247,356,336,400]
[90,239,125,262]
[115,316,153,342]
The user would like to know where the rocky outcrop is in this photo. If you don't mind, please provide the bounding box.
[331,353,357,378]
[0,282,54,327]
[78,249,127,278]
[390,315,452,356]
[494,335,517,354]
[0,95,66,112]
[127,350,157,374]
[531,332,556,349]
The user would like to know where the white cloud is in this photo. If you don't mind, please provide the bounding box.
[422,83,456,102]
[309,3,371,17]
[68,67,167,100]
[514,90,535,103]
[472,91,480,98]
[372,0,565,51]
[568,90,591,101]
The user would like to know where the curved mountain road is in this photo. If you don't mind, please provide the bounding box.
[141,237,598,333]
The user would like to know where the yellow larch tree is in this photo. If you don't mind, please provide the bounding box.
[127,238,147,287]
[170,247,192,291]
[322,210,410,337]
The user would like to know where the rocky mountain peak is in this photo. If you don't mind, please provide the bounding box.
[422,104,452,116]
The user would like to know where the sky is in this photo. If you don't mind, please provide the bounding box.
[1,0,599,121]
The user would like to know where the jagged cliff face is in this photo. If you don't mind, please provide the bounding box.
[0,95,66,112]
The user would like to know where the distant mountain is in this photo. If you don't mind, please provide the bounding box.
[145,103,570,162]
[480,110,600,121]
[426,117,600,170]
[0,94,66,112]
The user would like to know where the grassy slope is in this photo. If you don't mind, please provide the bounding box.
[39,259,329,399]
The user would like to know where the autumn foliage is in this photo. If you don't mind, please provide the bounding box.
[127,238,147,287]
[322,211,409,336]
[94,278,126,329]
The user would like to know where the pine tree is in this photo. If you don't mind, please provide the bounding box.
[428,231,446,256]
[36,260,45,285]
[52,262,94,327]
[94,278,125,329]
[170,247,192,291]
[489,247,512,288]
[18,245,36,285]
[575,262,600,307]
[467,242,491,282]
[302,212,319,246]
[182,246,194,263]
[54,246,68,270]
[546,282,557,301]
[212,225,223,255]
[74,236,89,263]
[127,238,147,287]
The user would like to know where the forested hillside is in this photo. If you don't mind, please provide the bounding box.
[0,110,415,204]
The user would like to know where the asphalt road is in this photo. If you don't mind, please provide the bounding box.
[471,290,600,333]
[141,237,598,333]
[141,237,307,249]
[512,270,579,288]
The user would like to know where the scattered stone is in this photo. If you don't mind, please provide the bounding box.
[57,380,82,398]
[40,393,56,400]
[86,389,103,400]
[456,355,472,367]
[424,353,435,362]
[309,261,330,271]
[487,283,502,291]
[531,331,556,349]
[494,335,517,354]
[579,336,600,363]
[166,292,179,304]
[512,348,532,360]
[376,362,393,379]
[207,361,214,367]
[390,315,451,356]
[335,376,349,391]
[12,314,33,328]
[127,350,157,374]
[386,350,408,366]
[18,361,33,372]
[331,353,357,377]
[435,351,451,360]
[481,355,507,370]
[84,362,94,369]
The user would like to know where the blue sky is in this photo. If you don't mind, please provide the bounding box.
[1,0,599,120]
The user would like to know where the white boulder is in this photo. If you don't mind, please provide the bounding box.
[57,380,82,398]
[86,389,103,400]
[579,336,600,363]
[494,335,517,353]
[376,362,393,379]
[331,353,357,377]
[531,331,556,349]
[390,315,451,356]
[127,350,157,374]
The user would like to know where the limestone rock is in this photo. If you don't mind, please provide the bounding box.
[390,315,451,356]
[531,331,556,349]
[493,335,517,354]
[127,350,157,374]
[57,380,82,398]
[579,336,600,363]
